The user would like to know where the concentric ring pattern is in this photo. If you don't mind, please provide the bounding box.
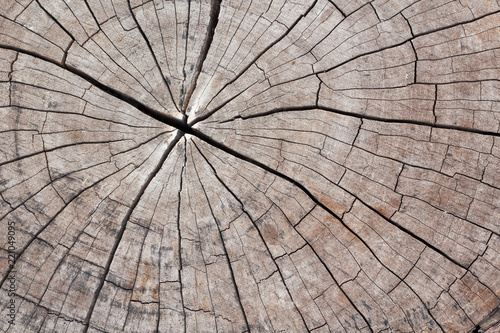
[1,0,500,332]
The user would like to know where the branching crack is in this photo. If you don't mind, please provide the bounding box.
[82,132,183,332]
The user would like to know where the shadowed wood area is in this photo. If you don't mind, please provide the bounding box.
[1,0,500,331]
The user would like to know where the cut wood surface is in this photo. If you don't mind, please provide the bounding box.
[1,0,499,332]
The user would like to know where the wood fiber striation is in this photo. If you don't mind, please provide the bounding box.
[1,0,499,332]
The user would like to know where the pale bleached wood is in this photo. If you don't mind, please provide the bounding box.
[1,0,500,332]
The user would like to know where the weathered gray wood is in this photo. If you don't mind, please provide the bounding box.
[1,0,499,332]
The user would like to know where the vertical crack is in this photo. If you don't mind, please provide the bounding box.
[62,40,74,68]
[181,0,222,113]
[36,0,77,42]
[193,140,310,332]
[191,143,251,332]
[127,0,181,113]
[432,84,438,125]
[83,132,183,332]
[177,138,188,333]
[0,162,132,290]
[180,0,192,111]
[8,51,18,107]
[188,0,320,126]
[410,40,418,84]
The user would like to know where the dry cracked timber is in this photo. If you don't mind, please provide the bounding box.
[0,0,499,332]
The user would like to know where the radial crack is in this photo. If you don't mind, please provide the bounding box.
[83,132,183,331]
[181,0,222,113]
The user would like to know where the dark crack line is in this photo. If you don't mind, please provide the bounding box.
[32,254,85,324]
[148,141,182,332]
[82,131,183,332]
[205,0,251,83]
[82,0,100,30]
[8,79,86,99]
[326,0,346,18]
[188,0,320,126]
[180,0,192,111]
[0,162,133,290]
[127,0,180,113]
[0,157,110,221]
[190,125,475,290]
[193,140,310,332]
[190,9,500,126]
[8,139,167,324]
[182,149,221,333]
[218,105,500,138]
[8,105,166,129]
[215,127,470,270]
[0,138,138,168]
[181,0,222,113]
[3,6,500,330]
[148,0,174,81]
[410,40,418,84]
[178,138,188,333]
[0,45,189,132]
[1,291,87,329]
[153,139,184,333]
[190,143,251,332]
[404,9,500,38]
[34,0,76,42]
[10,37,498,144]
[269,205,340,330]
[79,28,173,110]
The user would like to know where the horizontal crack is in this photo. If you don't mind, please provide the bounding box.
[0,45,189,132]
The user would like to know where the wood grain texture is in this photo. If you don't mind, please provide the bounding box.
[1,0,499,332]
